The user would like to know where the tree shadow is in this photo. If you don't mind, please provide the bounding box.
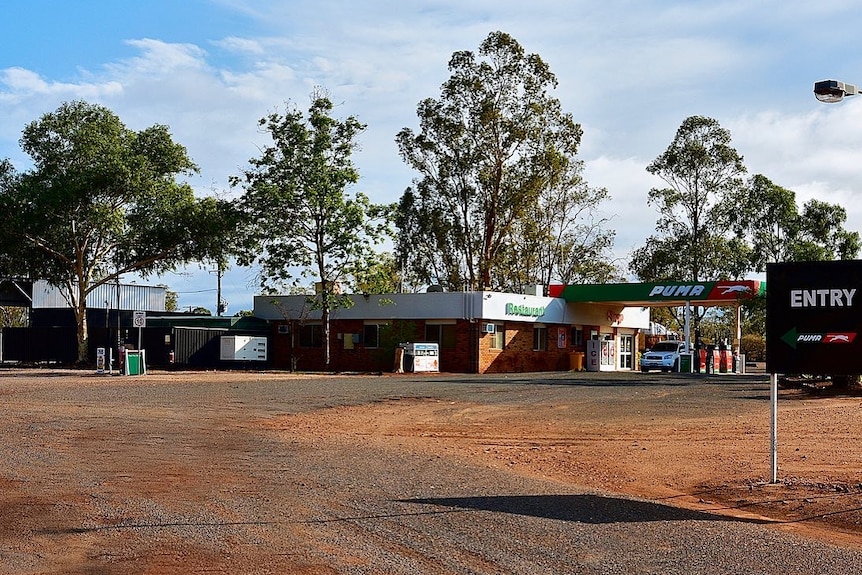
[425,372,770,388]
[399,494,768,525]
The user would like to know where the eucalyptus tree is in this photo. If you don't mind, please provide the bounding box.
[0,100,234,363]
[396,31,608,291]
[233,94,388,369]
[791,199,859,262]
[499,169,619,293]
[727,174,859,272]
[630,115,747,283]
[724,174,860,346]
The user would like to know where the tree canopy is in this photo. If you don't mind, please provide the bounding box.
[630,115,748,283]
[726,174,860,272]
[0,100,237,362]
[233,93,390,368]
[396,31,614,292]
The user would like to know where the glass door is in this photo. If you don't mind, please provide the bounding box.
[619,334,634,369]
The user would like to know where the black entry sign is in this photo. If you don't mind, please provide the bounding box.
[767,260,862,375]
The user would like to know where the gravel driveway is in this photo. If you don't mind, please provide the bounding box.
[1,368,860,574]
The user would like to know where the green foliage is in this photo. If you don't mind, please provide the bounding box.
[159,286,179,312]
[631,116,746,283]
[740,334,765,362]
[396,31,610,291]
[726,174,859,272]
[376,320,419,367]
[233,91,389,367]
[0,100,236,363]
[233,94,387,288]
[0,306,28,328]
[349,251,402,294]
[740,293,766,339]
[498,165,620,290]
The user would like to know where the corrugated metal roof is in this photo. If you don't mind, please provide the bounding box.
[32,280,166,311]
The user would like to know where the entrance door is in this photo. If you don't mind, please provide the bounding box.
[619,334,634,370]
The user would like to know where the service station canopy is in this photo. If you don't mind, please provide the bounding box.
[549,280,765,307]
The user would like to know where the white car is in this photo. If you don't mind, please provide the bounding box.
[640,340,686,372]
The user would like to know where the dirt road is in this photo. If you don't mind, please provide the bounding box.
[2,368,862,573]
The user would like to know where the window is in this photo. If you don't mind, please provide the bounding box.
[533,325,547,351]
[363,323,386,348]
[425,324,441,343]
[299,324,322,347]
[571,326,584,347]
[425,323,457,350]
[489,324,505,350]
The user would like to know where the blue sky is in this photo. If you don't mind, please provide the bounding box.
[3,1,862,313]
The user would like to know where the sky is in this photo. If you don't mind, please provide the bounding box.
[3,0,862,314]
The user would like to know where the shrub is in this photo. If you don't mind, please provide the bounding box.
[740,334,765,361]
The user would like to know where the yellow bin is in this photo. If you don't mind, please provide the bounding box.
[569,351,585,371]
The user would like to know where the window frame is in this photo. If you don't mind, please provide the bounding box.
[533,325,548,351]
[363,322,388,349]
[298,323,323,348]
[489,323,505,350]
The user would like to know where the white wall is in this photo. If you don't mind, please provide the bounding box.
[254,291,647,329]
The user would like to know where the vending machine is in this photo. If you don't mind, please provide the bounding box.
[405,342,440,372]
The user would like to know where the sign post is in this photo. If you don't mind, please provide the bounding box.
[766,260,862,483]
[133,310,146,352]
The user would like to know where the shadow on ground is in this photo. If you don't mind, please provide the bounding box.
[399,494,767,525]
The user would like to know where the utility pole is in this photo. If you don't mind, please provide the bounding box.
[209,260,227,316]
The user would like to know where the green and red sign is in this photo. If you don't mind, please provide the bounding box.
[552,280,764,303]
[767,260,862,375]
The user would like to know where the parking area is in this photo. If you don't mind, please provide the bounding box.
[1,367,860,573]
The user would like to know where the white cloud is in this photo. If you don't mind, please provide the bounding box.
[0,67,123,100]
[584,155,664,264]
[215,36,266,56]
[109,39,210,78]
[727,99,862,235]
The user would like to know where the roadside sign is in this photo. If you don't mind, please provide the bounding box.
[766,260,862,375]
[133,311,146,328]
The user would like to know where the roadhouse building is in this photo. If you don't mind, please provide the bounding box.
[254,287,650,374]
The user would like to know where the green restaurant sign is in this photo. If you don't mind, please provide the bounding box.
[505,303,546,317]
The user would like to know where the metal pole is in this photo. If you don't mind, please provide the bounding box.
[217,264,223,316]
[770,372,778,483]
[683,301,691,353]
[116,277,121,363]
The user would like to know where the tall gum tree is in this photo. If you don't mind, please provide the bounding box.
[396,31,603,291]
[631,115,747,283]
[630,115,747,337]
[0,101,236,363]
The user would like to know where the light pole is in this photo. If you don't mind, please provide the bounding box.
[813,79,860,103]
[771,78,862,482]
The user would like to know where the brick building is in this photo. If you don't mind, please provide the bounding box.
[254,289,650,374]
